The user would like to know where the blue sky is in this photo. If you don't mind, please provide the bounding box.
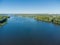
[0,0,60,14]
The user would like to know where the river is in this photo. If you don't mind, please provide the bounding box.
[0,15,60,45]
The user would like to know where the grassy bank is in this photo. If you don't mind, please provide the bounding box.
[34,15,60,25]
[0,16,10,27]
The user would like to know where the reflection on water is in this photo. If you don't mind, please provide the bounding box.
[0,16,60,45]
[0,20,8,28]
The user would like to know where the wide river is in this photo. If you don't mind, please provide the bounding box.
[0,15,60,45]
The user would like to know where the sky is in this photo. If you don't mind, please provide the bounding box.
[0,0,60,14]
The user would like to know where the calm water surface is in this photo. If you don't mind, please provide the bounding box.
[0,15,60,45]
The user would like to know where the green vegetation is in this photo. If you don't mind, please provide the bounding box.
[53,16,60,25]
[34,15,53,22]
[0,16,10,27]
[34,15,60,25]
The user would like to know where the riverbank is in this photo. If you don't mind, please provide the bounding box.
[34,15,60,25]
[0,16,10,27]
